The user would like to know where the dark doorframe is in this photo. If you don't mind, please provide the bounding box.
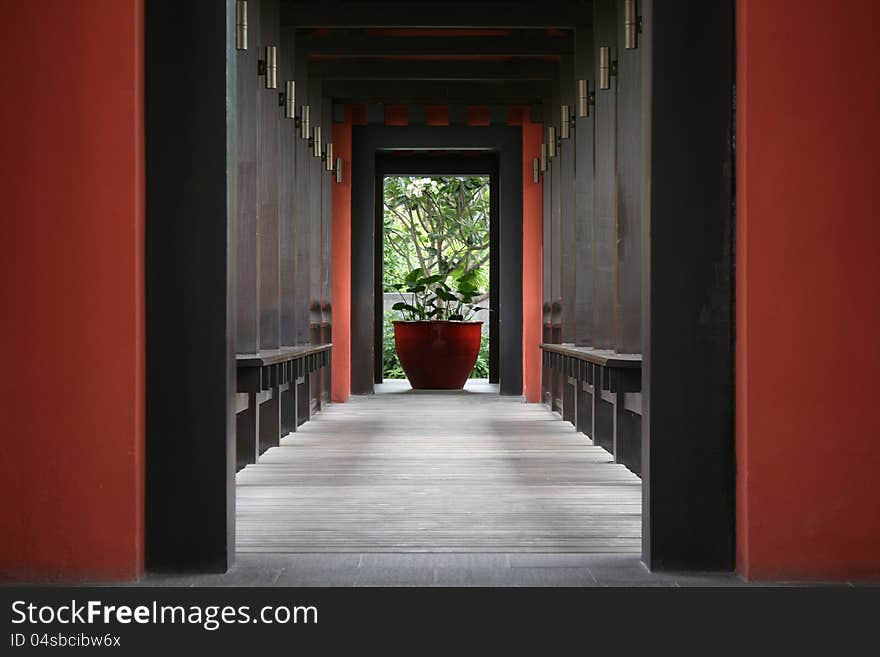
[145,0,236,572]
[643,0,736,571]
[351,125,523,396]
[374,153,500,384]
[143,0,736,575]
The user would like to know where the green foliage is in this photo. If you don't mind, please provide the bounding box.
[383,175,490,296]
[382,312,407,379]
[382,311,490,380]
[389,266,487,322]
[382,175,492,381]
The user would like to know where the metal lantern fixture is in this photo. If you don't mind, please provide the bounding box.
[532,157,540,184]
[312,125,322,158]
[236,1,248,50]
[560,105,572,139]
[625,0,641,50]
[540,143,548,173]
[335,157,344,184]
[301,105,311,140]
[599,46,616,90]
[547,126,557,158]
[263,46,277,89]
[325,142,335,171]
[577,79,595,118]
[284,80,296,120]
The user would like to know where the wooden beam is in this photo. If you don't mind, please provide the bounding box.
[310,58,558,81]
[281,1,588,29]
[297,33,574,57]
[322,79,550,104]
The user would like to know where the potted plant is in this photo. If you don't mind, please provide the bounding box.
[390,266,487,389]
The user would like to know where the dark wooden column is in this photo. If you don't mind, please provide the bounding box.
[541,102,552,404]
[615,0,644,355]
[258,0,281,351]
[279,26,298,435]
[293,47,312,346]
[644,0,735,571]
[321,94,333,403]
[280,26,297,348]
[592,0,617,350]
[308,75,323,414]
[236,3,260,355]
[574,19,595,347]
[145,0,236,572]
[559,55,577,346]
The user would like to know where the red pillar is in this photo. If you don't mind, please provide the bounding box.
[0,0,145,582]
[737,0,880,580]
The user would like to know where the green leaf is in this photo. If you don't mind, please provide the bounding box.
[392,302,419,315]
[435,288,457,302]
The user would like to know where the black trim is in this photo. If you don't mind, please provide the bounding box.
[374,154,501,384]
[145,0,236,572]
[643,0,736,571]
[351,126,522,396]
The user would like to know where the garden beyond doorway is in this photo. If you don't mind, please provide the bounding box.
[381,175,492,381]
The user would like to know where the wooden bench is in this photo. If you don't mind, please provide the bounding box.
[541,344,643,475]
[235,344,332,472]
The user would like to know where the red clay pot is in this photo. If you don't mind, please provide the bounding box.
[393,320,483,389]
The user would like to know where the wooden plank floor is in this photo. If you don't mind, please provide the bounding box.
[236,380,642,553]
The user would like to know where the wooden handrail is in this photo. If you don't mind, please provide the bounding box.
[236,343,332,368]
[540,343,641,369]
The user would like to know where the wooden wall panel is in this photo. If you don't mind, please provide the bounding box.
[308,76,323,345]
[321,94,333,401]
[559,55,577,345]
[293,49,312,345]
[257,0,280,350]
[615,0,643,354]
[541,107,552,403]
[549,91,562,345]
[280,27,297,346]
[574,21,595,347]
[592,0,617,349]
[235,0,260,353]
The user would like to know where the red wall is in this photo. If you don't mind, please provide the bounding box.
[0,0,144,582]
[736,0,880,580]
[332,110,353,403]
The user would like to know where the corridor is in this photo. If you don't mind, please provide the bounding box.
[236,381,641,554]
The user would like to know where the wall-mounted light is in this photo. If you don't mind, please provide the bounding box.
[540,143,548,173]
[532,157,540,184]
[560,105,572,139]
[301,105,311,140]
[624,0,641,50]
[284,80,296,120]
[577,79,595,118]
[335,157,344,184]
[259,45,277,89]
[547,126,557,158]
[312,125,322,158]
[325,142,334,172]
[599,47,617,90]
[236,1,248,50]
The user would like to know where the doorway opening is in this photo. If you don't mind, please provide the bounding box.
[379,173,497,385]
